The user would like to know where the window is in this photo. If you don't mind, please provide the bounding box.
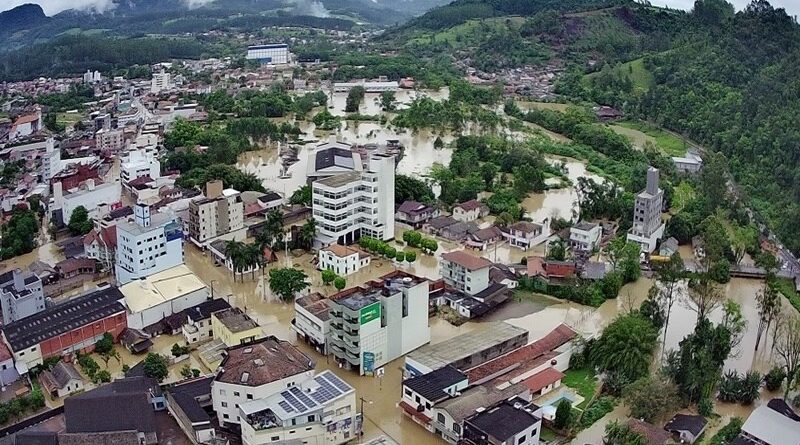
[234,391,240,397]
[308,415,315,422]
[437,413,445,423]
[404,389,412,397]
[271,437,279,441]
[221,402,228,407]
[223,414,229,419]
[415,396,420,403]
[247,393,253,400]
[517,434,526,444]
[453,424,461,434]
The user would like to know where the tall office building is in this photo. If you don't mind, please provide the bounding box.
[115,204,184,284]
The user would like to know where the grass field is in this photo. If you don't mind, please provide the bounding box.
[615,120,689,156]
[517,101,571,113]
[774,277,800,314]
[584,57,654,93]
[408,17,525,47]
[562,368,598,410]
[672,181,696,213]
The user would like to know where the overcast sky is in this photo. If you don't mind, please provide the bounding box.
[2,0,799,17]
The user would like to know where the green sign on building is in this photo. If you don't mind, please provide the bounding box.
[360,302,381,325]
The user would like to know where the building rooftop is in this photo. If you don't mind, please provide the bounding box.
[664,414,707,436]
[116,211,178,236]
[186,298,232,322]
[627,419,671,445]
[441,251,493,271]
[314,145,357,171]
[397,200,431,215]
[216,336,314,387]
[573,221,598,232]
[522,367,564,394]
[403,365,466,402]
[168,376,214,424]
[321,243,365,259]
[41,361,83,390]
[64,377,160,435]
[315,171,361,188]
[437,383,527,423]
[407,322,528,372]
[120,265,207,314]
[330,271,427,312]
[466,400,540,442]
[241,370,353,422]
[3,286,126,351]
[742,405,800,445]
[454,199,485,212]
[214,307,260,333]
[295,292,330,322]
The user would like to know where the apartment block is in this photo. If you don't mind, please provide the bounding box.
[627,167,665,253]
[0,269,44,325]
[96,128,125,152]
[121,149,161,183]
[115,203,184,285]
[312,154,395,246]
[440,250,492,295]
[188,180,245,246]
[327,271,430,375]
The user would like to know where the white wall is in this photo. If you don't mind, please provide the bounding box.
[212,369,315,426]
[126,288,208,330]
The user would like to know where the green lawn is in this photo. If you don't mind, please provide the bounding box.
[615,120,689,156]
[539,427,559,442]
[774,277,800,314]
[672,181,696,213]
[583,57,654,93]
[562,368,598,410]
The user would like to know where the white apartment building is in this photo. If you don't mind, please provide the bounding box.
[318,244,370,276]
[0,269,44,325]
[211,337,315,427]
[627,167,665,253]
[188,181,245,246]
[42,138,60,182]
[246,44,290,64]
[312,154,395,246]
[151,70,172,94]
[328,271,430,375]
[239,370,358,445]
[121,149,161,182]
[570,221,602,252]
[54,179,122,223]
[440,251,492,295]
[96,129,126,152]
[115,204,184,285]
[292,292,331,354]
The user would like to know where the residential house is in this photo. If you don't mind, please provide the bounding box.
[570,221,602,252]
[399,365,469,430]
[40,362,85,398]
[503,221,549,250]
[424,216,457,236]
[166,376,216,444]
[182,298,232,345]
[396,201,438,228]
[441,221,479,241]
[212,307,264,347]
[440,251,492,295]
[292,292,330,354]
[212,337,315,427]
[318,244,371,276]
[462,399,542,445]
[83,225,117,270]
[659,236,679,257]
[0,342,19,385]
[672,149,703,174]
[119,328,153,354]
[626,419,671,445]
[664,414,707,445]
[452,200,489,223]
[55,258,96,280]
[465,226,504,251]
[738,404,800,445]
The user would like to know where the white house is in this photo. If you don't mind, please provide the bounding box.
[8,110,41,141]
[318,244,370,276]
[182,298,232,345]
[40,362,85,399]
[452,200,489,223]
[55,179,122,223]
[440,250,492,295]
[120,265,209,330]
[400,365,468,429]
[292,293,330,354]
[569,221,602,252]
[121,149,161,183]
[462,399,542,445]
[503,221,549,250]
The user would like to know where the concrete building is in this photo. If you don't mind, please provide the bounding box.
[400,365,469,431]
[151,70,172,94]
[292,292,330,355]
[181,298,232,345]
[41,138,60,182]
[312,154,395,246]
[440,251,493,295]
[333,80,399,93]
[55,179,122,223]
[2,286,127,371]
[166,376,216,444]
[462,399,542,445]
[212,307,264,347]
[96,128,125,152]
[239,370,358,445]
[405,322,529,377]
[452,200,489,223]
[115,204,184,285]
[318,244,371,276]
[8,109,41,141]
[83,225,117,270]
[0,342,19,386]
[328,271,430,375]
[212,337,315,427]
[627,167,665,253]
[246,44,290,64]
[188,180,245,246]
[503,221,548,250]
[121,149,161,183]
[672,149,703,174]
[0,269,45,325]
[307,141,362,181]
[395,200,439,228]
[570,221,602,252]
[119,265,209,330]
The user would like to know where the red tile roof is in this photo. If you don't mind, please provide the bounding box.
[526,257,545,277]
[442,250,493,271]
[399,400,432,423]
[522,367,564,394]
[13,113,39,126]
[455,199,485,212]
[627,419,671,445]
[466,324,577,383]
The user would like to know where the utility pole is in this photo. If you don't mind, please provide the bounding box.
[358,397,372,437]
[210,280,217,300]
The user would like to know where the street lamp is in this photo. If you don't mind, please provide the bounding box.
[359,397,372,436]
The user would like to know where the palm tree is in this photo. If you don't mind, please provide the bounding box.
[299,218,316,251]
[246,243,263,281]
[225,240,246,282]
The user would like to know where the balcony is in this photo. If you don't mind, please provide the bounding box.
[345,350,360,365]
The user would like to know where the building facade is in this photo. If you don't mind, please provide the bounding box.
[188,181,245,246]
[121,149,161,183]
[292,293,330,355]
[96,129,125,152]
[312,154,395,246]
[627,167,665,253]
[246,44,290,64]
[570,222,602,252]
[328,271,430,375]
[0,269,45,325]
[115,204,184,285]
[440,251,492,295]
[318,244,371,276]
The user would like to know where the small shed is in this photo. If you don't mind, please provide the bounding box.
[664,414,707,444]
[40,362,85,399]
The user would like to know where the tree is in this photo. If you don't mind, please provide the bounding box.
[774,315,800,399]
[607,238,641,283]
[257,209,285,251]
[143,353,169,382]
[94,333,114,355]
[379,91,396,111]
[269,268,309,301]
[554,399,572,430]
[546,239,566,261]
[652,253,684,352]
[333,276,346,292]
[321,269,336,286]
[395,251,406,262]
[665,318,732,402]
[345,86,365,112]
[405,251,417,263]
[721,299,747,352]
[290,184,312,206]
[180,364,193,379]
[764,366,786,392]
[687,276,724,323]
[94,369,111,383]
[604,421,647,445]
[67,205,93,235]
[590,313,658,382]
[396,175,434,204]
[298,218,316,251]
[171,343,190,357]
[225,240,247,281]
[623,374,680,423]
[755,278,781,351]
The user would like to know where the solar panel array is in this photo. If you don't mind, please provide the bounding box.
[274,371,354,416]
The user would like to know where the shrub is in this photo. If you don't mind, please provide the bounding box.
[764,367,785,392]
[554,399,572,430]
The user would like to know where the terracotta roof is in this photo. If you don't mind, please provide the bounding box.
[467,323,576,383]
[526,257,545,276]
[455,199,485,212]
[0,342,12,362]
[56,258,95,274]
[441,250,493,271]
[216,336,314,387]
[509,221,542,234]
[521,367,564,393]
[322,244,362,258]
[627,419,671,445]
[13,114,39,126]
[397,200,431,215]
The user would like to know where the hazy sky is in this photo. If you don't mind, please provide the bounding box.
[2,0,799,17]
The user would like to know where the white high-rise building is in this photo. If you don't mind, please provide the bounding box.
[121,149,161,182]
[627,167,665,253]
[151,70,172,94]
[312,153,395,246]
[42,138,60,182]
[115,204,184,285]
[245,44,290,64]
